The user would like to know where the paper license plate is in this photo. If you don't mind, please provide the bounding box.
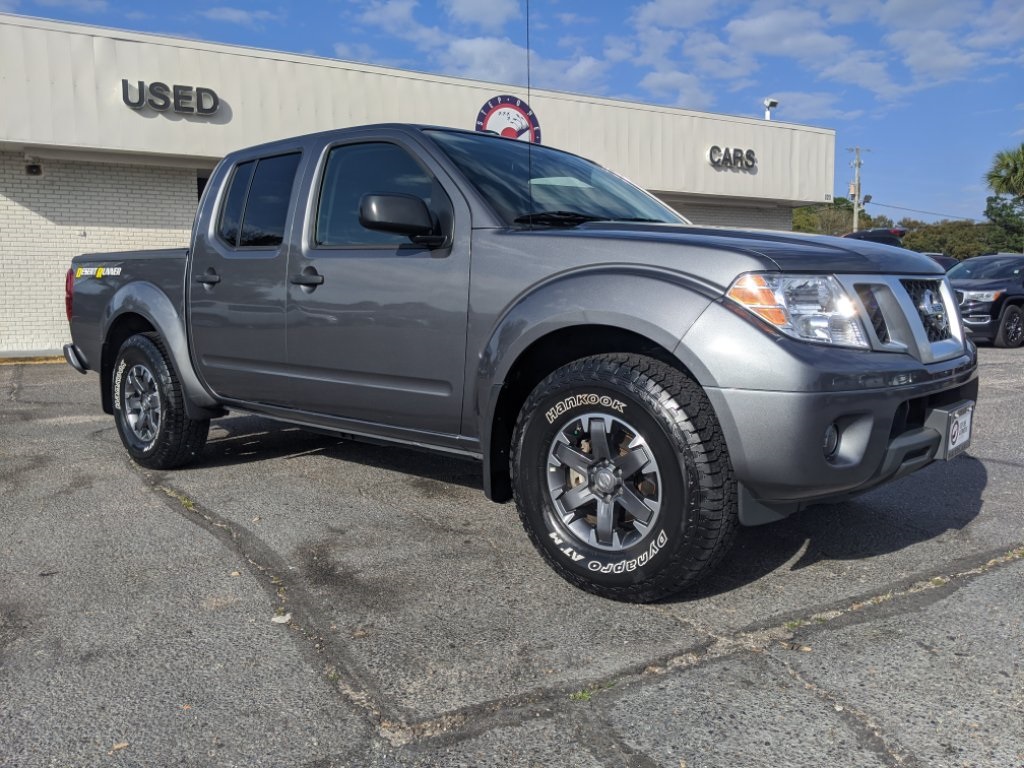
[943,403,973,460]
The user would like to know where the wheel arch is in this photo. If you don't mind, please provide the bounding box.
[100,282,223,419]
[481,324,695,502]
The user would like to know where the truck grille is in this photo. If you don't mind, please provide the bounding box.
[856,285,890,344]
[842,275,963,364]
[901,279,952,342]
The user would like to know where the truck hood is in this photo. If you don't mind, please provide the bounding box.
[570,222,944,276]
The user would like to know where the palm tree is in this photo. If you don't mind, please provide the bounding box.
[985,144,1024,199]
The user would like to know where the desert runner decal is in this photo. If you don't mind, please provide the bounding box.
[76,266,122,278]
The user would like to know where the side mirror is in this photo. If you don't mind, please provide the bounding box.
[359,193,445,247]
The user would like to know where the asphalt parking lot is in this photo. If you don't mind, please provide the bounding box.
[1,350,1022,767]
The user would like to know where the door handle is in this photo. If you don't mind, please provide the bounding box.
[290,271,325,287]
[195,269,221,285]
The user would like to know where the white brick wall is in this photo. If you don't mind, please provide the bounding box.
[665,199,794,231]
[0,152,196,353]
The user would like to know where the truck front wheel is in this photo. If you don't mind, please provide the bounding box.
[511,354,738,602]
[111,333,209,469]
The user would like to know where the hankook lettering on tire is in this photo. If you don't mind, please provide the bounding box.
[545,394,626,424]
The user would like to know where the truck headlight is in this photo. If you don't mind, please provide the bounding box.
[726,273,869,349]
[960,290,1002,303]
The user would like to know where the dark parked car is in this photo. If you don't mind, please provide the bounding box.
[843,227,907,247]
[922,252,959,271]
[948,253,1024,347]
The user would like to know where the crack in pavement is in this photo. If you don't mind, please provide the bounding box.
[142,477,400,734]
[138,463,1024,756]
[767,654,922,768]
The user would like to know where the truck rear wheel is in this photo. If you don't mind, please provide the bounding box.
[511,354,738,602]
[112,333,209,469]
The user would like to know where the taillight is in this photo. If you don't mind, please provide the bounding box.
[65,267,74,322]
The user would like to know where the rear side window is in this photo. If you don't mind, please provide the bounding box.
[218,161,254,245]
[217,153,301,248]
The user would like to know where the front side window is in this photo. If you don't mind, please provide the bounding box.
[315,142,436,247]
[216,153,301,248]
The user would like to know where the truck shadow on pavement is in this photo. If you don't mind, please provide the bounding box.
[202,414,988,598]
[678,454,988,601]
[201,413,486,490]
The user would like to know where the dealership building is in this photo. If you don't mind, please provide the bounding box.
[0,13,836,355]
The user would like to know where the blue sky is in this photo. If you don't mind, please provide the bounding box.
[5,0,1023,223]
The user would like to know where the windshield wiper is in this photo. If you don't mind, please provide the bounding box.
[513,212,672,227]
[513,210,607,226]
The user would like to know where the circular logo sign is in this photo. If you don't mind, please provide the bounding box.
[475,95,541,144]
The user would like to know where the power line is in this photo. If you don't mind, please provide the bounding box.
[867,201,975,221]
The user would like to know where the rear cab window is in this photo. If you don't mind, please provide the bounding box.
[217,152,302,248]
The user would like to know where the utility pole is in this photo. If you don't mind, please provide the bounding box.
[847,147,870,232]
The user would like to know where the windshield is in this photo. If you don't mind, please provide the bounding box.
[426,130,686,227]
[948,256,1024,281]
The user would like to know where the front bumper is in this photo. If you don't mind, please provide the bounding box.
[704,353,978,526]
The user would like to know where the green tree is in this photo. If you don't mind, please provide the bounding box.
[902,220,1010,259]
[985,143,1024,199]
[792,198,889,235]
[984,194,1024,253]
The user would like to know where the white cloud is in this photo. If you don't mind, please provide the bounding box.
[439,0,519,32]
[818,49,904,100]
[632,0,722,30]
[965,0,1024,49]
[603,35,636,63]
[815,0,880,25]
[632,26,683,68]
[35,0,107,11]
[682,30,756,79]
[200,7,279,28]
[442,36,528,84]
[558,35,587,50]
[876,0,981,31]
[357,0,446,50]
[885,28,982,82]
[439,36,611,93]
[334,42,378,63]
[725,9,852,62]
[768,91,864,122]
[639,69,713,110]
[554,55,610,93]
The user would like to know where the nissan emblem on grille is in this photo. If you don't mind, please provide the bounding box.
[902,280,953,342]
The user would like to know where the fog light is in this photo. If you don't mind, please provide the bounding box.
[823,423,840,459]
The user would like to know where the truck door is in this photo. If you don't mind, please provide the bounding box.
[188,151,302,404]
[283,138,470,435]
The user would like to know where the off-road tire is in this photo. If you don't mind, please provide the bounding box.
[112,333,209,469]
[994,305,1023,348]
[511,353,738,602]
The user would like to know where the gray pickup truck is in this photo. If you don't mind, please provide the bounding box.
[64,124,978,601]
